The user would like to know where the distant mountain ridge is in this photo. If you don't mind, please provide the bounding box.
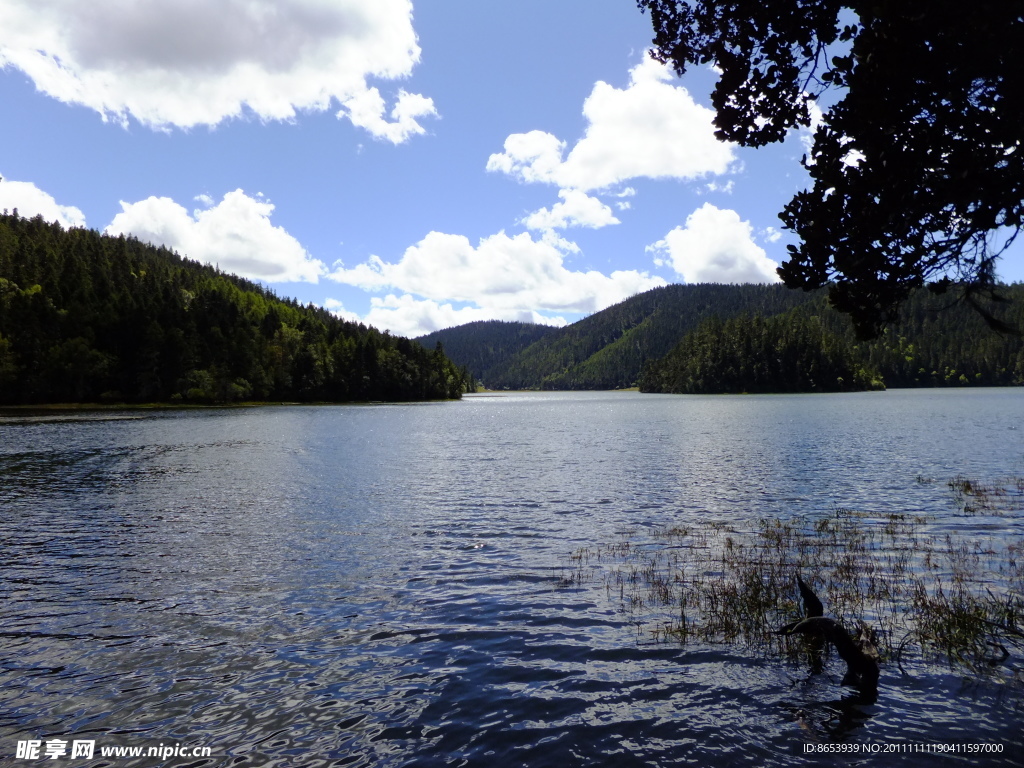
[419,282,1024,391]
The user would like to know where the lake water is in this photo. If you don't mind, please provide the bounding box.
[1,389,1022,767]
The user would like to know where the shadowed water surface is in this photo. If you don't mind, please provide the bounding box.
[1,390,1022,766]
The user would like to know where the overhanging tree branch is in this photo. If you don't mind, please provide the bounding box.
[639,0,1024,338]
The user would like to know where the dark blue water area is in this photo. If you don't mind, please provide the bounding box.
[1,390,1022,766]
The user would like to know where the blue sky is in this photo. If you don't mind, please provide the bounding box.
[2,1,1020,338]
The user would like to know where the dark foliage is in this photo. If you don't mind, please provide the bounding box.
[0,213,473,405]
[639,1,1024,338]
[819,286,1024,387]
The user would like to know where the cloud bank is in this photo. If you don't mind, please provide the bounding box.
[330,230,662,313]
[648,203,781,284]
[106,190,326,282]
[0,0,435,140]
[328,229,665,335]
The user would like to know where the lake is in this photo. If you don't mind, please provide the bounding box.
[1,389,1022,766]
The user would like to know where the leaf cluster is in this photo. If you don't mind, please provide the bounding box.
[640,0,848,146]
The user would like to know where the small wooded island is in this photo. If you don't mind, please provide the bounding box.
[0,213,473,405]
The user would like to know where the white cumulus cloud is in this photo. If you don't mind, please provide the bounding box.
[522,189,619,232]
[486,130,567,185]
[487,55,734,191]
[329,229,665,316]
[340,87,437,144]
[0,0,435,140]
[106,189,326,283]
[0,173,85,228]
[648,203,781,284]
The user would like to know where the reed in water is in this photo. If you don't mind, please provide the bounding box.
[560,475,1024,685]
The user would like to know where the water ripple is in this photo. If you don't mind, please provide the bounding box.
[1,392,1022,766]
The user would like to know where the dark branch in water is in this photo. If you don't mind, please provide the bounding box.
[797,574,824,619]
[778,578,880,690]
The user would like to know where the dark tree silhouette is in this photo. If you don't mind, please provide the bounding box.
[638,1,1024,337]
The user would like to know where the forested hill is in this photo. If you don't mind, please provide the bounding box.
[641,287,1024,394]
[638,311,885,394]
[427,284,819,389]
[425,282,1024,391]
[0,213,473,405]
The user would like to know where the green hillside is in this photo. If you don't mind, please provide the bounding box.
[0,213,473,405]
[450,284,819,389]
[640,287,1024,394]
[831,287,1024,387]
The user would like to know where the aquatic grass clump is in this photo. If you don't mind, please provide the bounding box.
[947,474,1024,515]
[560,477,1024,683]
